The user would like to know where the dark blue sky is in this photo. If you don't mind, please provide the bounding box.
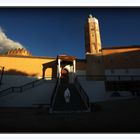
[0,8,140,58]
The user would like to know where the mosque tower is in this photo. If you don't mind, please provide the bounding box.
[85,14,102,54]
[85,14,104,77]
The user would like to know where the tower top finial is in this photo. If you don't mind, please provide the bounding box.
[89,14,93,18]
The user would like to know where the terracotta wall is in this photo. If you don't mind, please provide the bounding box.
[86,53,105,76]
[76,60,86,70]
[102,47,140,69]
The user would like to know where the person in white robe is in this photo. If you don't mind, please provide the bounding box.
[64,88,71,103]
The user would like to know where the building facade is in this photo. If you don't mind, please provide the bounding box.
[0,14,140,107]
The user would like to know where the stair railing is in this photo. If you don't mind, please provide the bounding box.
[50,78,60,113]
[0,77,53,97]
[75,76,90,111]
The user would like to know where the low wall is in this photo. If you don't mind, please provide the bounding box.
[78,77,136,102]
[78,77,107,102]
[0,79,56,107]
[0,75,38,91]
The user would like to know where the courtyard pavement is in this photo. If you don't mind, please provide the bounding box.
[0,97,140,133]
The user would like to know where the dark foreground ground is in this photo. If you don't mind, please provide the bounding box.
[1,97,140,133]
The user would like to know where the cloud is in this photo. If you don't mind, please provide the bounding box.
[0,28,25,54]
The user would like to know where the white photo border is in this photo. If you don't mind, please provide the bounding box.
[0,1,140,140]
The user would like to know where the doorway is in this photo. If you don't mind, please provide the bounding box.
[61,68,69,83]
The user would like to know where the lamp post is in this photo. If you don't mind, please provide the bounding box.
[0,66,4,86]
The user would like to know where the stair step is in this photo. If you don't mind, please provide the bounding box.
[52,83,89,112]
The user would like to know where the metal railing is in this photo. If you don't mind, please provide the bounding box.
[50,78,60,112]
[75,77,90,111]
[0,77,55,97]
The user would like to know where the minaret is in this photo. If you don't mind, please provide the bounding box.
[85,14,104,77]
[85,14,102,54]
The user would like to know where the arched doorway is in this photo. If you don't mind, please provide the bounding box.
[61,68,69,83]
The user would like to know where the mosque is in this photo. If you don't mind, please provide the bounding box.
[0,15,140,112]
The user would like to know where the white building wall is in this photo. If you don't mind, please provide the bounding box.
[0,75,38,91]
[78,76,136,103]
[76,70,86,76]
[0,80,56,107]
[78,77,107,102]
[105,69,140,81]
[0,75,56,107]
[105,68,140,75]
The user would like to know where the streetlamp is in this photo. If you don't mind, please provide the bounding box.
[0,66,4,85]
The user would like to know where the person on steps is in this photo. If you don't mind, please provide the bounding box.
[64,88,70,103]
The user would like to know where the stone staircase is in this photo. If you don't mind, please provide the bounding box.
[52,83,89,112]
